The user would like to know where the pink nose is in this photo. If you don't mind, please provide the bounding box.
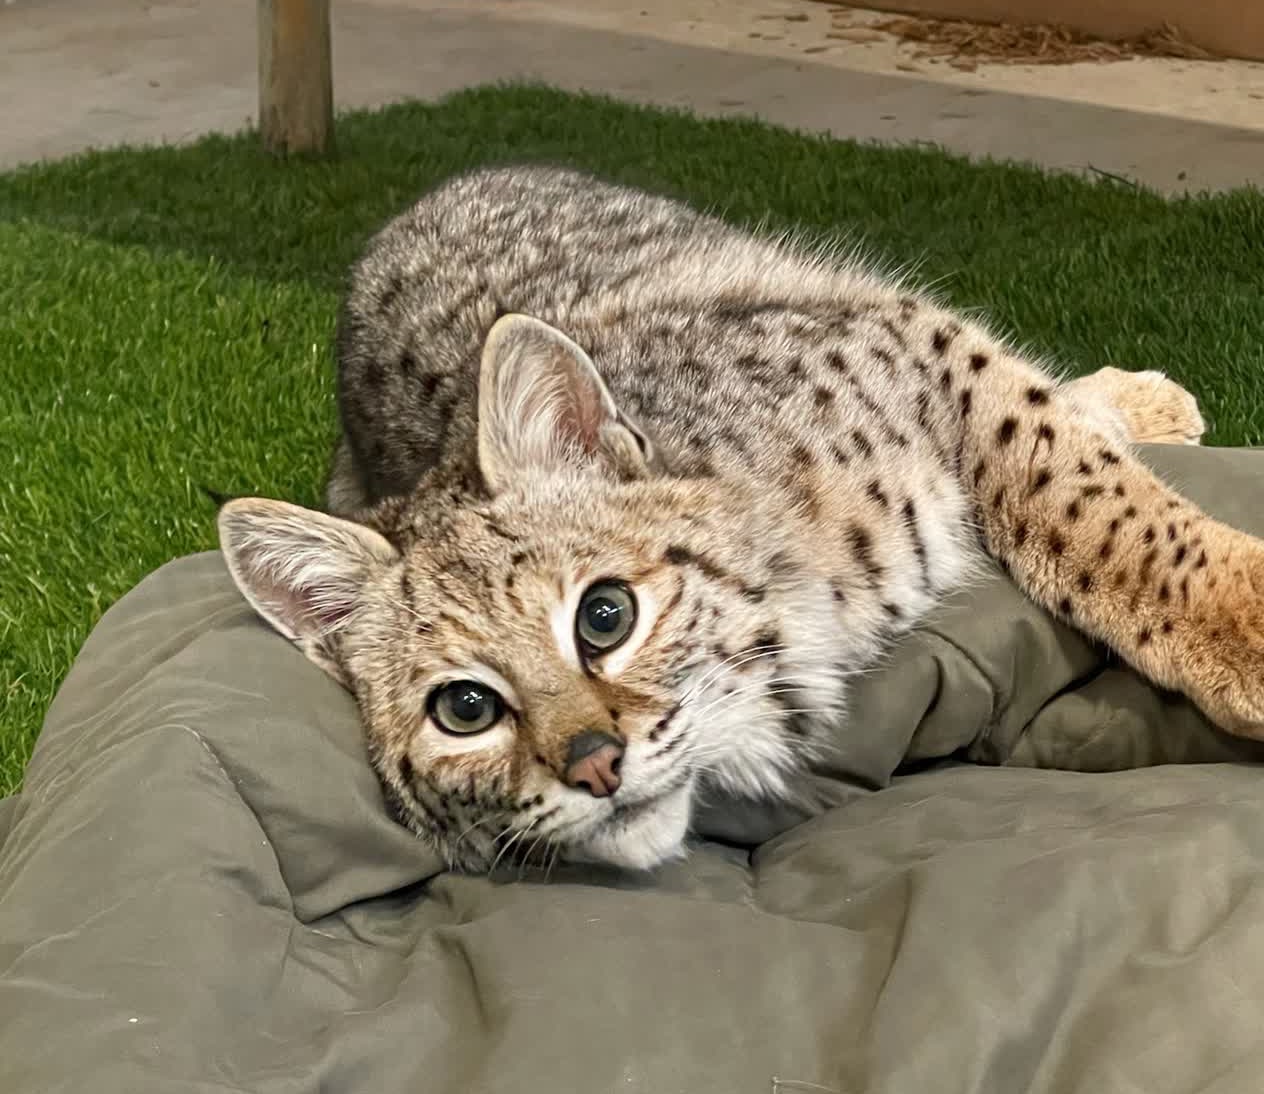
[565,730,624,798]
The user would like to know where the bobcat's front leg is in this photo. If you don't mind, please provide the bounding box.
[931,322,1264,738]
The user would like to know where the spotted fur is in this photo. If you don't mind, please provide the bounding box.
[217,166,1264,877]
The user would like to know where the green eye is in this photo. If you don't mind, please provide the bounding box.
[576,582,637,656]
[428,680,504,735]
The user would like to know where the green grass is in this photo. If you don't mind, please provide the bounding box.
[2,84,1263,794]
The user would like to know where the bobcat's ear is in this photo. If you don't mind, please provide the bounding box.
[476,313,654,493]
[217,498,399,684]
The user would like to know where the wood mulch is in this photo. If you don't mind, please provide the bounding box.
[805,4,1218,70]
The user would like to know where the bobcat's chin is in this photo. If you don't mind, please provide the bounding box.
[565,778,694,871]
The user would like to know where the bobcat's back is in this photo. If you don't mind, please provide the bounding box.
[336,167,956,519]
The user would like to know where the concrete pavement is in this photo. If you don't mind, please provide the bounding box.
[2,0,1262,192]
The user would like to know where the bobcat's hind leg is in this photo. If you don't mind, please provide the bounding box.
[1064,366,1205,447]
[326,434,372,517]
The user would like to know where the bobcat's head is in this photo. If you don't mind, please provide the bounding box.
[219,315,840,871]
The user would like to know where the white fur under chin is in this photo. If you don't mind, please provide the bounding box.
[566,780,694,870]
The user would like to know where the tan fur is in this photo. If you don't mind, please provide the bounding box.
[942,334,1264,736]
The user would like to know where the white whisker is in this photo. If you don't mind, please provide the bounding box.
[518,826,553,879]
[487,818,539,875]
[678,645,785,702]
[686,674,817,722]
[451,814,498,857]
[544,840,563,881]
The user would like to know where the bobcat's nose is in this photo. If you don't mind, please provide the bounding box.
[564,729,624,798]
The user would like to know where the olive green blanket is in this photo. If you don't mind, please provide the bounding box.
[3,445,1263,1093]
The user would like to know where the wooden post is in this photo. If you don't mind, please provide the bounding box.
[258,0,334,156]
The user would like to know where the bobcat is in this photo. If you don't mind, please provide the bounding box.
[218,165,1264,873]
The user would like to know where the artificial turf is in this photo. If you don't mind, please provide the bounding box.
[1,84,1263,794]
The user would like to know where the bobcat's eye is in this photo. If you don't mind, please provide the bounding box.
[576,581,637,656]
[428,680,504,735]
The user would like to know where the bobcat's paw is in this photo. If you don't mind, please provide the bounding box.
[1068,366,1205,447]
